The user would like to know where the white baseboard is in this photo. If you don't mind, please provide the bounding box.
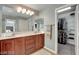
[44,47,57,55]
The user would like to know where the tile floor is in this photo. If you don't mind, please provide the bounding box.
[31,43,75,55]
[58,43,75,55]
[31,48,54,55]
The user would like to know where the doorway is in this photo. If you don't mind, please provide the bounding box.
[55,5,77,55]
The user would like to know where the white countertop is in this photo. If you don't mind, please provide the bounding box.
[0,32,44,40]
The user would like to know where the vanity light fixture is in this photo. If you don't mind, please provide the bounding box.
[16,6,35,16]
[17,7,22,13]
[57,7,71,13]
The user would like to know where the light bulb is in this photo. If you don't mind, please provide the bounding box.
[22,8,26,14]
[30,11,34,16]
[26,10,31,15]
[17,7,22,13]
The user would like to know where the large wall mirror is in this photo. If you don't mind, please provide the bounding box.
[0,4,44,33]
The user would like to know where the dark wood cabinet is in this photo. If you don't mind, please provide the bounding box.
[25,36,36,54]
[0,40,6,55]
[0,39,14,55]
[0,34,44,55]
[0,41,1,55]
[5,39,15,55]
[38,34,44,48]
[36,34,44,50]
[14,37,25,55]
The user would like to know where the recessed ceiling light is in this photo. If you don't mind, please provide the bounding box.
[17,7,22,13]
[57,7,71,13]
[22,8,26,14]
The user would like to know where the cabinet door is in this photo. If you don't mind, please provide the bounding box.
[14,37,25,55]
[1,40,7,55]
[35,35,39,50]
[0,39,15,55]
[0,41,1,54]
[5,39,15,55]
[40,34,44,48]
[38,34,44,49]
[25,36,35,54]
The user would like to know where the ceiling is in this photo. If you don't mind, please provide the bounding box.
[24,4,64,11]
[1,4,64,19]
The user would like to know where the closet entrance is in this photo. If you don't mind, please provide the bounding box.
[56,5,77,55]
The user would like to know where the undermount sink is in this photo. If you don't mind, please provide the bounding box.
[0,32,14,37]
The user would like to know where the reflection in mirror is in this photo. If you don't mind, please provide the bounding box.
[5,19,16,33]
[34,18,44,32]
[0,4,44,36]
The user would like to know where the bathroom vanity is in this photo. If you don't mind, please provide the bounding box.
[0,32,44,55]
[0,5,45,55]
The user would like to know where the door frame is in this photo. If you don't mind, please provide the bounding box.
[55,4,78,54]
